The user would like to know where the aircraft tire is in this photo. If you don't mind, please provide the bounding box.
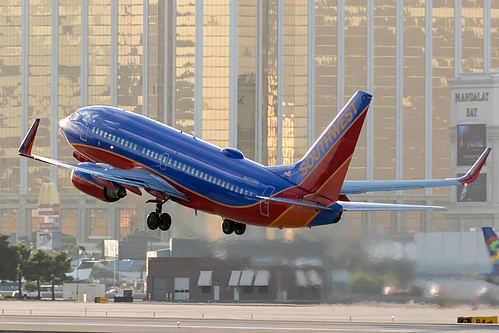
[222,219,235,235]
[159,213,172,231]
[234,223,246,235]
[147,212,160,230]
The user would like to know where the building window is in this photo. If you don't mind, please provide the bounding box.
[242,286,253,294]
[201,286,212,294]
[257,286,268,294]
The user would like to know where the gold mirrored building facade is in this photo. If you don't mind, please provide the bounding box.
[1,0,498,243]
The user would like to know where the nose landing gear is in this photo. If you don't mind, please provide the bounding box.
[147,199,172,231]
[222,219,246,235]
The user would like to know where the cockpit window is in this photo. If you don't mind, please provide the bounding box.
[69,112,78,121]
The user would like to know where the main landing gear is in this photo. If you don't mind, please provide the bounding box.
[222,219,246,235]
[147,200,172,231]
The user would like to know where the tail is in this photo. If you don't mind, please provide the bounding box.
[482,227,499,275]
[267,90,372,201]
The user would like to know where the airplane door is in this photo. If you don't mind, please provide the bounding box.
[80,124,88,142]
[160,153,169,170]
[260,186,275,217]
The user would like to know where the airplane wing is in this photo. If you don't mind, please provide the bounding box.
[19,119,189,202]
[341,148,491,195]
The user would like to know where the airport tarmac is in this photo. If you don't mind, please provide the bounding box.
[0,300,497,332]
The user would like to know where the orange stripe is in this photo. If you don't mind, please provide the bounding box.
[315,154,352,193]
[267,205,320,228]
[267,206,295,227]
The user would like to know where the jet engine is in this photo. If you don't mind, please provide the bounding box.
[71,162,127,202]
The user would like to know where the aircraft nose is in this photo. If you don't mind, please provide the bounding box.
[59,114,72,137]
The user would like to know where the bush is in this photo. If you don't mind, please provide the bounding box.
[23,281,37,292]
[350,271,385,295]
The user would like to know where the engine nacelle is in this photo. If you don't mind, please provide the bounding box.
[71,163,127,202]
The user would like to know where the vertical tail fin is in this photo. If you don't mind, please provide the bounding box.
[268,91,371,201]
[482,227,499,275]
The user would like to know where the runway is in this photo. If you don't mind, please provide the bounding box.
[0,301,497,332]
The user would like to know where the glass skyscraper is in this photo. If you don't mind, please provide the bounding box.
[1,0,497,243]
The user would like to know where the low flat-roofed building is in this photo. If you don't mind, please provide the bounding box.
[146,256,326,303]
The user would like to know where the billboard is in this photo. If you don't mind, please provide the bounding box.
[457,124,486,166]
[456,174,486,202]
[37,231,61,251]
[104,239,119,258]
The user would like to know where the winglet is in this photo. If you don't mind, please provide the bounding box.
[19,119,40,157]
[458,147,491,185]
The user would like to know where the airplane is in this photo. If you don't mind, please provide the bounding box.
[67,260,96,282]
[19,90,491,236]
[479,227,499,285]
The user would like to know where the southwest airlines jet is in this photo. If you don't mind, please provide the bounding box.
[19,91,490,235]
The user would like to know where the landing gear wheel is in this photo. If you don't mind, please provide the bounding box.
[147,212,160,230]
[234,223,246,235]
[222,219,235,235]
[159,213,172,231]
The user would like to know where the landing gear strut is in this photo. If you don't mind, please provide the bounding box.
[147,200,172,231]
[222,219,246,235]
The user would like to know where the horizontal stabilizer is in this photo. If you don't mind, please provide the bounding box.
[338,201,447,211]
[341,148,491,194]
[256,196,334,211]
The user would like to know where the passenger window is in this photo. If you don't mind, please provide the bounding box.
[244,190,248,195]
[191,168,195,175]
[199,172,204,178]
[154,153,158,159]
[204,174,208,180]
[221,181,225,187]
[177,162,182,169]
[125,140,129,147]
[240,188,244,194]
[230,185,235,191]
[121,139,124,145]
[217,179,221,185]
[100,130,103,135]
[208,175,212,182]
[186,166,190,172]
[168,158,172,165]
[142,148,146,154]
[134,144,137,150]
[195,170,199,176]
[182,164,186,171]
[112,135,116,141]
